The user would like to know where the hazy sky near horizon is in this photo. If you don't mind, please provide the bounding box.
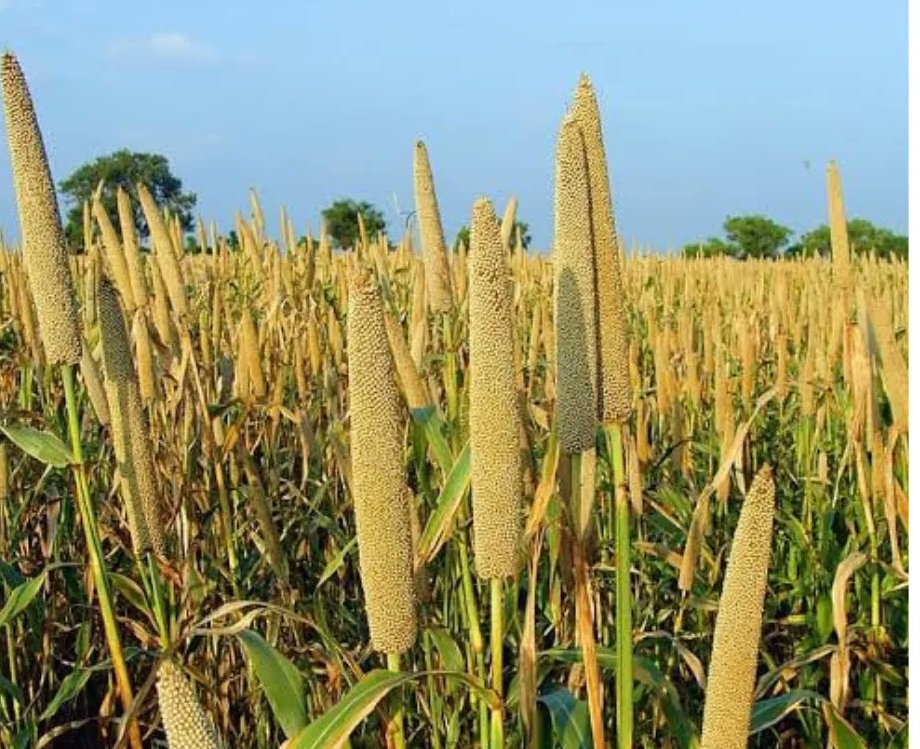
[0,0,907,250]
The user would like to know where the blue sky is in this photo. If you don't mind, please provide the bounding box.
[0,0,907,251]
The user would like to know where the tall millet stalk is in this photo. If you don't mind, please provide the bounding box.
[0,50,143,749]
[468,197,524,748]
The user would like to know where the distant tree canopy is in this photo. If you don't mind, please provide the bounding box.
[321,199,386,249]
[788,219,908,261]
[682,214,906,261]
[454,220,531,251]
[59,150,196,248]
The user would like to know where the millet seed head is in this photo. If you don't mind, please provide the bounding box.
[97,279,136,385]
[700,465,775,749]
[1,52,81,364]
[98,279,164,555]
[413,140,453,313]
[553,113,598,454]
[468,196,523,579]
[347,267,417,654]
[572,74,632,424]
[156,659,221,749]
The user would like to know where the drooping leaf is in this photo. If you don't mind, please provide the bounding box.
[823,703,867,749]
[411,405,453,472]
[749,690,823,735]
[288,669,414,749]
[317,537,357,587]
[537,689,591,749]
[0,571,46,628]
[1,424,71,469]
[238,630,307,738]
[39,667,94,722]
[415,441,471,567]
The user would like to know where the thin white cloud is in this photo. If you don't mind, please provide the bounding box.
[108,32,218,63]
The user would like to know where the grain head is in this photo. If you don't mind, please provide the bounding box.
[553,113,598,454]
[0,52,81,365]
[347,267,417,654]
[468,197,523,579]
[700,465,775,749]
[413,140,453,313]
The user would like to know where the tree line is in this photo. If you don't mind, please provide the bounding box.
[51,150,906,260]
[681,214,907,261]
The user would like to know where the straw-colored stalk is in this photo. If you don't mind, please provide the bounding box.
[92,195,136,311]
[138,183,187,318]
[384,311,431,411]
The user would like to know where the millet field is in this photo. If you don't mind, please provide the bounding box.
[0,51,909,748]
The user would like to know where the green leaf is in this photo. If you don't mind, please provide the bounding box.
[39,667,93,722]
[415,441,471,566]
[0,672,23,706]
[238,630,307,738]
[750,690,823,735]
[289,668,498,749]
[317,537,357,588]
[110,573,151,619]
[427,628,465,673]
[0,571,46,628]
[1,424,72,469]
[537,689,591,749]
[823,703,867,749]
[288,669,414,749]
[411,406,453,473]
[541,649,696,748]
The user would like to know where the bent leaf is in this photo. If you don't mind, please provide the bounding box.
[239,630,307,738]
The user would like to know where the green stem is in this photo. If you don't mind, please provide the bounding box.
[387,652,406,749]
[490,577,504,749]
[62,364,143,749]
[146,553,170,648]
[606,423,633,749]
[442,314,458,425]
[422,633,443,749]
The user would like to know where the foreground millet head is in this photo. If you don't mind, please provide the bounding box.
[347,267,417,654]
[553,113,599,454]
[468,196,524,580]
[0,51,81,365]
[700,465,776,749]
[572,73,632,425]
[156,660,221,749]
[98,279,166,556]
[413,139,453,313]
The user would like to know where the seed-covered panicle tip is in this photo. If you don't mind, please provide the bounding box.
[1,52,81,364]
[348,267,417,654]
[468,197,523,579]
[553,113,598,453]
[413,139,453,313]
[572,73,632,424]
[156,660,221,749]
[700,465,776,749]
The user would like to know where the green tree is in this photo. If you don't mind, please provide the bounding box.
[454,220,531,250]
[681,237,733,258]
[59,149,196,248]
[321,199,386,249]
[790,219,908,260]
[722,215,792,259]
